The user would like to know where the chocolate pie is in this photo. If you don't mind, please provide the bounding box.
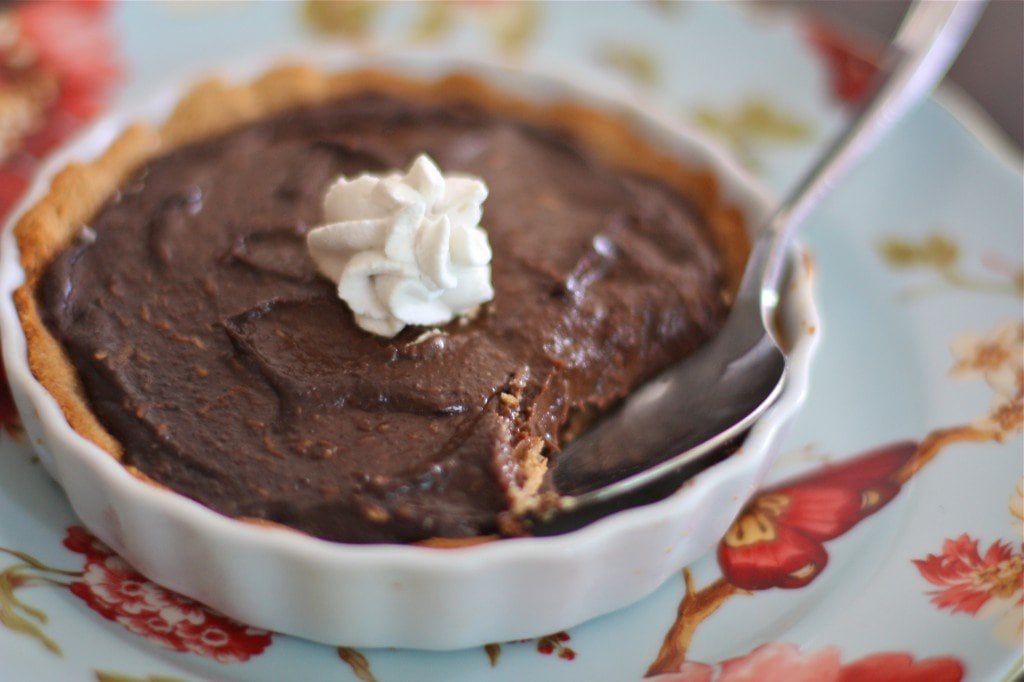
[14,66,748,544]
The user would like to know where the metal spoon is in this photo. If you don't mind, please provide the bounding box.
[534,0,983,533]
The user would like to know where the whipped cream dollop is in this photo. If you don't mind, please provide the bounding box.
[307,154,494,337]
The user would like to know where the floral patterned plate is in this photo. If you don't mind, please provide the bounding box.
[0,2,1020,681]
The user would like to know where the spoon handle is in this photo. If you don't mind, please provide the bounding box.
[748,0,985,313]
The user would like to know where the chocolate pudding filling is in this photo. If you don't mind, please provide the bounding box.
[38,91,731,543]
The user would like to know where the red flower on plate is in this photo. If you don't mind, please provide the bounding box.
[717,441,916,590]
[804,20,880,106]
[913,534,1024,616]
[13,0,122,121]
[0,0,121,222]
[838,652,967,682]
[649,642,964,682]
[63,526,273,663]
[536,631,576,661]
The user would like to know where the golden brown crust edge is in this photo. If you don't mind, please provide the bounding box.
[12,63,751,496]
[13,124,163,460]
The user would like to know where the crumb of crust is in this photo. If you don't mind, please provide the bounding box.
[498,489,566,534]
[507,436,548,516]
[560,406,598,446]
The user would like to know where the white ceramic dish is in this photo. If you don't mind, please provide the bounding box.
[0,52,818,650]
